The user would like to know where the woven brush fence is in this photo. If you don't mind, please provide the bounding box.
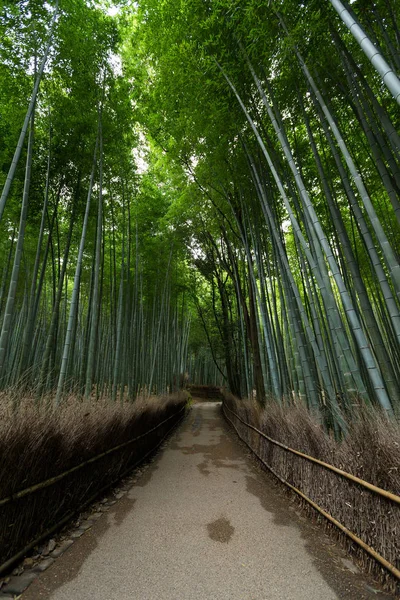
[0,392,188,572]
[222,392,400,594]
[188,385,223,400]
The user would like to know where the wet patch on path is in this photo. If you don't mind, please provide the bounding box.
[207,517,235,543]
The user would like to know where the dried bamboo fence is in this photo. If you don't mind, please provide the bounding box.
[0,394,188,574]
[222,395,400,593]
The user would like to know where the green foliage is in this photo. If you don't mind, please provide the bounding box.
[1,0,400,423]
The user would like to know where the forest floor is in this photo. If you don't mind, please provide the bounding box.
[20,401,395,600]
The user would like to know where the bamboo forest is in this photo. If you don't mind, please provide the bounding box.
[0,0,400,597]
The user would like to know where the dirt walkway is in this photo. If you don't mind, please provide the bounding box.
[23,402,392,600]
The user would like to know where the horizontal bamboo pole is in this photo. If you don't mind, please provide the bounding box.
[0,404,187,508]
[223,403,400,505]
[223,406,400,581]
[0,408,186,577]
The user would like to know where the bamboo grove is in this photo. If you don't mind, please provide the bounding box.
[1,0,400,432]
[129,0,400,431]
[0,0,191,403]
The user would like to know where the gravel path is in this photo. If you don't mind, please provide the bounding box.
[22,402,392,600]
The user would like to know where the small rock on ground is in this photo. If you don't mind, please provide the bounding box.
[1,572,37,595]
[70,529,85,539]
[51,540,74,559]
[33,558,55,573]
[46,539,57,554]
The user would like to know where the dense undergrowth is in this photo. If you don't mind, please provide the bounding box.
[222,392,400,593]
[0,392,189,570]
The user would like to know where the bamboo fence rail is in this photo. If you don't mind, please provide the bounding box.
[223,402,400,581]
[0,405,186,508]
[0,405,187,576]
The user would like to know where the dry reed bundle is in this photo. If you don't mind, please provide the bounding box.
[222,391,400,593]
[0,392,188,569]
